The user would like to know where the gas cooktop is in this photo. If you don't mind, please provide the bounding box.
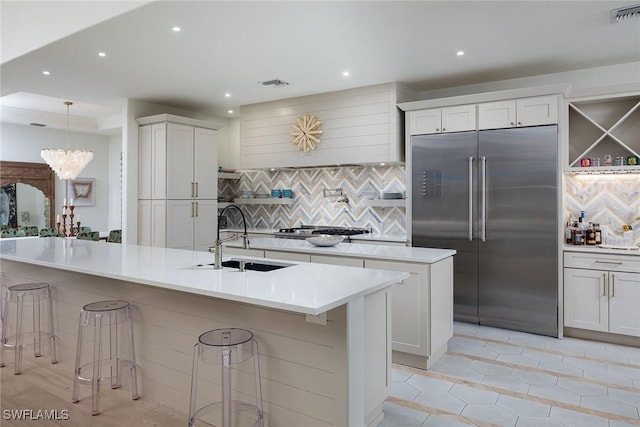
[274,225,370,239]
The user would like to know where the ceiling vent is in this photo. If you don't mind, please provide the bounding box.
[611,4,640,23]
[261,79,290,87]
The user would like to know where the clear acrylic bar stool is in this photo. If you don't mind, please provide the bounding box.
[0,283,57,374]
[72,300,139,415]
[188,328,264,427]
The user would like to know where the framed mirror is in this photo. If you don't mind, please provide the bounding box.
[0,161,55,228]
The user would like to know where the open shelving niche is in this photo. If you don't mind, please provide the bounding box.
[567,94,640,174]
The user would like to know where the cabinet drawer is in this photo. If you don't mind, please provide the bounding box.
[564,251,640,273]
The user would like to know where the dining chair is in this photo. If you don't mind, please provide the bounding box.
[106,230,121,243]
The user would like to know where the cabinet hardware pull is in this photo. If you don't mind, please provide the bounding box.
[442,128,446,132]
[191,202,194,218]
[436,128,440,132]
[510,122,515,126]
[594,260,623,265]
[611,274,615,297]
[602,273,606,297]
[195,182,199,198]
[517,121,522,126]
[195,201,198,217]
[468,156,474,241]
[191,182,194,198]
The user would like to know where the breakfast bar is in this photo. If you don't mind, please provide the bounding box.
[0,237,408,427]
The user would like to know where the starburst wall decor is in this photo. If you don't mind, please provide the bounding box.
[291,114,322,152]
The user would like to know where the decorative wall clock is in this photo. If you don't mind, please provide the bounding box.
[291,114,322,152]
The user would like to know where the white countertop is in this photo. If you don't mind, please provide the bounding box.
[563,245,640,256]
[226,237,456,263]
[0,238,407,315]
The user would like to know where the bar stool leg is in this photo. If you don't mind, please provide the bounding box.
[46,286,57,364]
[188,343,200,427]
[109,311,120,389]
[126,305,139,400]
[222,347,232,427]
[253,339,264,426]
[33,292,42,357]
[72,311,86,403]
[14,292,24,374]
[91,313,103,415]
[0,291,9,367]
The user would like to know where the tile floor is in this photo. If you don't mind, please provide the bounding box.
[382,322,640,427]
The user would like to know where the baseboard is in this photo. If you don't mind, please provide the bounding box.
[563,327,639,348]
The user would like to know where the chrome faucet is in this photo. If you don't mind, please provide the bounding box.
[210,204,249,270]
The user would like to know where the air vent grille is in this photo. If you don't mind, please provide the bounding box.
[612,4,640,23]
[261,79,290,87]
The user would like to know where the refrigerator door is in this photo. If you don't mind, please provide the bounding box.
[478,126,558,336]
[411,132,479,322]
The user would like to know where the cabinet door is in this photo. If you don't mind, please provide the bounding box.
[166,123,195,199]
[138,200,151,245]
[193,199,218,252]
[409,108,442,135]
[563,268,608,332]
[138,126,152,199]
[365,259,427,356]
[608,271,640,337]
[266,251,311,263]
[151,200,166,247]
[517,96,557,126]
[166,199,194,250]
[310,254,363,267]
[139,123,167,199]
[478,100,516,129]
[441,105,476,133]
[194,127,218,199]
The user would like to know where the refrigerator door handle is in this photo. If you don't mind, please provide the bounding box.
[468,156,474,241]
[481,156,487,242]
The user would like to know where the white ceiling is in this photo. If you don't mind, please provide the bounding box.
[1,1,639,134]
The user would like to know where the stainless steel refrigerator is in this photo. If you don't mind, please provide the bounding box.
[411,126,558,336]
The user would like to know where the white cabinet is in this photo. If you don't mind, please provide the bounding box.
[409,105,476,135]
[366,257,453,369]
[564,252,640,337]
[478,95,557,129]
[166,199,218,252]
[227,244,454,369]
[137,114,222,249]
[137,200,166,247]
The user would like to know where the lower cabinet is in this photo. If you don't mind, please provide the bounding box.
[224,246,454,369]
[138,200,166,247]
[564,252,640,338]
[166,199,218,252]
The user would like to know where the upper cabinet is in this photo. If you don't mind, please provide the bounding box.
[567,93,640,171]
[408,105,476,135]
[478,95,558,130]
[239,82,416,169]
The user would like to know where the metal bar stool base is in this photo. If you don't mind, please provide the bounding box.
[189,401,263,427]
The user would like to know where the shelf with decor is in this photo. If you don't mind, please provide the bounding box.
[233,198,294,206]
[361,199,406,207]
[567,94,640,174]
[218,172,241,180]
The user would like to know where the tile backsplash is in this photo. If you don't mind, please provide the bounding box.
[219,165,407,236]
[565,174,640,246]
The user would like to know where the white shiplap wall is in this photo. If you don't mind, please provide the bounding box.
[240,82,416,169]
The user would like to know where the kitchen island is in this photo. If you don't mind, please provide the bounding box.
[0,237,408,427]
[225,238,457,369]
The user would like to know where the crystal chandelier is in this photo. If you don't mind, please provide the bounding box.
[41,101,94,180]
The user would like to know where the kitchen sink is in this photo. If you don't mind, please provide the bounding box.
[196,258,292,272]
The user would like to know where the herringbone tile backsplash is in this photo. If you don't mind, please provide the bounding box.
[565,174,640,246]
[219,165,407,236]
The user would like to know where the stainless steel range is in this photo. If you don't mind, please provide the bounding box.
[274,225,370,241]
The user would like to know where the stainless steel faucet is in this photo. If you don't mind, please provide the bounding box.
[210,204,249,269]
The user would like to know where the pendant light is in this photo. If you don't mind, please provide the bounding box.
[41,101,94,180]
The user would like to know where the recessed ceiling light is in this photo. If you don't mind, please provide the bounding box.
[42,70,50,75]
[225,93,231,98]
[171,26,181,32]
[342,71,350,77]
[98,52,106,57]
[228,110,234,114]
[456,50,465,56]
[379,162,385,166]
